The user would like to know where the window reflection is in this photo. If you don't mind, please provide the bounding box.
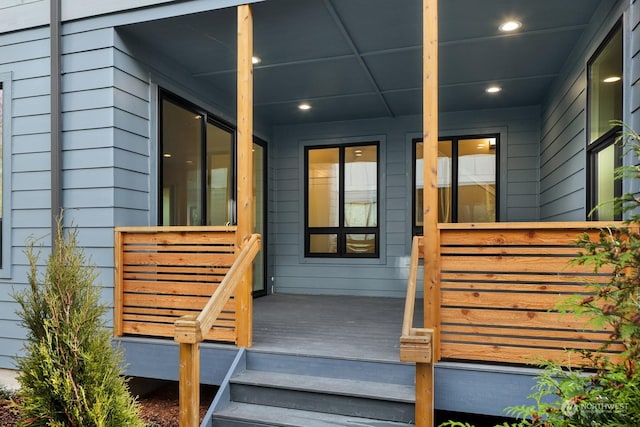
[306,143,379,257]
[308,148,339,228]
[413,135,497,230]
[161,98,203,226]
[458,138,496,223]
[160,93,234,227]
[589,26,622,143]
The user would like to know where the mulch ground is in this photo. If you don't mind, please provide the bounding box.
[0,382,217,427]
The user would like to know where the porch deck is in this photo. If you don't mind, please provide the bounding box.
[252,294,422,363]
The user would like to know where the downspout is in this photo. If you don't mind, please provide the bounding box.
[51,0,62,234]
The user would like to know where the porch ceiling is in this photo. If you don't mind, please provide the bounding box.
[118,0,603,126]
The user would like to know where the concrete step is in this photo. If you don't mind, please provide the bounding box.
[230,370,414,422]
[245,351,414,386]
[206,350,417,426]
[213,401,415,427]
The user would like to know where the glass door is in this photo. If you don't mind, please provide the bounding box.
[253,140,267,296]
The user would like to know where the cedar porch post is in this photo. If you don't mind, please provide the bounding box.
[236,3,254,347]
[419,0,439,426]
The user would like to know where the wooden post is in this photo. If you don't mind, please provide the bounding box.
[416,363,434,427]
[113,229,124,337]
[178,342,200,427]
[418,0,438,426]
[236,3,254,347]
[423,0,439,361]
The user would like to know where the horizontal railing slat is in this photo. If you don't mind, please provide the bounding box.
[441,307,598,330]
[440,343,594,366]
[441,332,623,352]
[115,226,241,344]
[123,281,222,296]
[441,290,579,310]
[123,265,231,275]
[122,323,235,341]
[438,222,622,366]
[439,229,603,246]
[441,271,610,284]
[441,281,596,293]
[441,246,583,255]
[122,252,236,266]
[442,324,613,341]
[441,255,612,274]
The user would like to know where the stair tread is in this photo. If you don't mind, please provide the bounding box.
[215,402,414,427]
[231,370,415,403]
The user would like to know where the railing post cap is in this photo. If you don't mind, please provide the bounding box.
[174,316,203,344]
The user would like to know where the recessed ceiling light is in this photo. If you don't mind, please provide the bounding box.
[486,86,502,94]
[603,76,621,83]
[163,153,172,158]
[298,103,312,111]
[252,56,261,65]
[499,20,522,32]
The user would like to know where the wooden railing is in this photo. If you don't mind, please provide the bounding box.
[402,222,625,425]
[114,226,260,426]
[114,226,243,343]
[174,232,261,427]
[438,221,623,366]
[400,235,433,427]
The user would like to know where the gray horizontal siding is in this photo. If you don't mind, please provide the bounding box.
[59,22,152,265]
[0,27,53,367]
[540,0,627,221]
[272,107,541,297]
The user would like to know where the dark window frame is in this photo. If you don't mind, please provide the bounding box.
[252,137,269,297]
[304,141,380,258]
[412,133,500,235]
[586,21,623,221]
[587,127,623,221]
[158,89,237,226]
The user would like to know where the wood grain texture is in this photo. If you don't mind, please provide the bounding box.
[438,223,621,367]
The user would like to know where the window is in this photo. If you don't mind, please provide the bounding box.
[0,82,3,268]
[413,135,498,234]
[0,75,10,277]
[159,91,235,226]
[305,143,379,257]
[587,22,623,221]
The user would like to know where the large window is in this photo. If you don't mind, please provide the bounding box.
[160,91,234,226]
[587,22,623,221]
[0,83,3,268]
[305,143,379,257]
[413,135,498,234]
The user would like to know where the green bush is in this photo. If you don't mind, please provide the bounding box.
[13,219,144,427]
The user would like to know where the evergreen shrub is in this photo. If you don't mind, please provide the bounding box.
[12,219,144,427]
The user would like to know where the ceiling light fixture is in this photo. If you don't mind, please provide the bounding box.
[603,76,621,83]
[499,20,522,32]
[298,103,312,111]
[252,56,261,65]
[486,86,502,94]
[163,153,172,158]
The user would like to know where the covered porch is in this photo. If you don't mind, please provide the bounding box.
[252,293,416,362]
[105,0,628,425]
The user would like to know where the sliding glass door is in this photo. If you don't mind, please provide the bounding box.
[160,89,268,295]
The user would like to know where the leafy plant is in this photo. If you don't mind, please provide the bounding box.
[440,124,640,427]
[12,218,145,427]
